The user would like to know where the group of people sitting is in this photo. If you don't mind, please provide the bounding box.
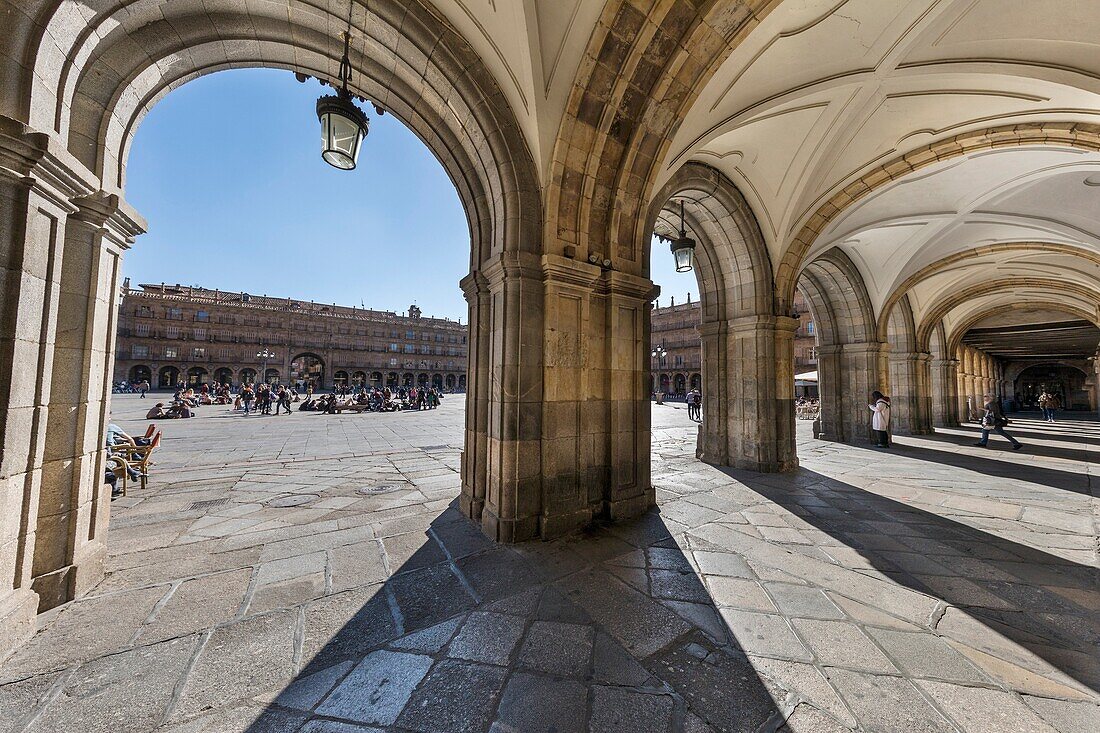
[300,385,443,413]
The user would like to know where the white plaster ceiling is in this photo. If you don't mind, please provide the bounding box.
[662,0,1100,356]
[428,0,605,178]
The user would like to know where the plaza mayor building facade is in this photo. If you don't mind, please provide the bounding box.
[651,290,818,397]
[114,282,469,392]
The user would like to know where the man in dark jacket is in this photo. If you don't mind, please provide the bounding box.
[975,393,1022,450]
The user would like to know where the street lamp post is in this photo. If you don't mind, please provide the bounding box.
[651,344,668,404]
[257,348,277,385]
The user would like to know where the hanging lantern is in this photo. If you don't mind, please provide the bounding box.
[317,32,369,170]
[670,199,696,272]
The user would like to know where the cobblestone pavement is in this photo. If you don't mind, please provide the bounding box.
[1,396,1097,733]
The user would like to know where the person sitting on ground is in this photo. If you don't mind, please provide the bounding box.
[146,402,168,420]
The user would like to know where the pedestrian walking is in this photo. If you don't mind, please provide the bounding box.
[240,384,254,415]
[975,393,1022,450]
[868,391,891,448]
[687,388,701,421]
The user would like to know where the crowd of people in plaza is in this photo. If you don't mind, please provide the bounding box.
[131,380,448,419]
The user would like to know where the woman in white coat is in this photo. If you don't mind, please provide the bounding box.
[868,391,891,448]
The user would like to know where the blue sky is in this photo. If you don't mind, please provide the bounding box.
[125,69,697,320]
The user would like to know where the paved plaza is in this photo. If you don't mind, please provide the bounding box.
[0,396,1097,733]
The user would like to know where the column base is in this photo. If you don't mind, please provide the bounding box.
[459,492,484,524]
[30,541,106,611]
[480,507,541,543]
[604,490,654,524]
[0,588,39,658]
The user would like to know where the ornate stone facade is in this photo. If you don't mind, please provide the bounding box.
[114,283,468,392]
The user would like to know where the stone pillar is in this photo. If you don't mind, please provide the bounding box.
[889,351,933,435]
[841,342,887,444]
[815,344,845,441]
[461,253,656,542]
[697,315,797,471]
[697,319,727,463]
[931,359,960,427]
[463,252,546,542]
[34,192,142,610]
[0,116,96,654]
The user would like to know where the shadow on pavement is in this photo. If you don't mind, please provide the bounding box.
[727,467,1100,697]
[233,503,788,732]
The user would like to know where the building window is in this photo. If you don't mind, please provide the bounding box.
[131,345,148,358]
[809,346,818,360]
[806,321,815,335]
[389,357,398,367]
[165,325,180,339]
[194,328,206,341]
[404,345,416,354]
[138,305,153,318]
[164,347,178,359]
[167,307,183,320]
[675,355,684,367]
[195,310,209,322]
[135,323,150,337]
[192,347,206,359]
[389,343,399,352]
[406,330,415,340]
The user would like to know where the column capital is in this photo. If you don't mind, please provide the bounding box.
[933,358,960,368]
[70,190,146,248]
[841,341,887,355]
[0,115,97,212]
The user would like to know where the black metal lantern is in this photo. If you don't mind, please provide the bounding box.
[670,199,696,273]
[317,32,369,170]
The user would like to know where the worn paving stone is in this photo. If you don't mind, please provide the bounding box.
[706,576,777,612]
[779,703,852,733]
[387,563,476,631]
[31,636,198,733]
[589,686,675,733]
[315,650,432,726]
[765,583,845,620]
[159,703,307,732]
[272,661,353,711]
[3,586,167,679]
[516,620,594,678]
[864,628,989,683]
[447,612,526,665]
[137,568,253,643]
[0,673,59,733]
[394,659,507,733]
[647,637,783,732]
[1022,696,1100,733]
[489,672,587,733]
[172,610,297,721]
[720,609,812,661]
[826,668,957,733]
[790,619,898,673]
[300,585,399,673]
[916,680,1060,733]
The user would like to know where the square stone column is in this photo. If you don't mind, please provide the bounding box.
[34,191,142,610]
[931,358,960,427]
[0,116,96,654]
[815,344,845,441]
[889,351,933,435]
[840,342,887,444]
[469,252,546,543]
[696,315,798,471]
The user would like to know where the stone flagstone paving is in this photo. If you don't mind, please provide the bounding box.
[0,396,1097,732]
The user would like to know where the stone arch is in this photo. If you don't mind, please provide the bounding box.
[796,248,880,444]
[877,242,1100,343]
[946,302,1100,359]
[644,163,794,471]
[12,0,568,553]
[883,295,932,435]
[775,123,1100,311]
[919,279,1100,353]
[127,365,150,384]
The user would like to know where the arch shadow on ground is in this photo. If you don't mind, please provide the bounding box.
[723,466,1100,697]
[232,504,789,732]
